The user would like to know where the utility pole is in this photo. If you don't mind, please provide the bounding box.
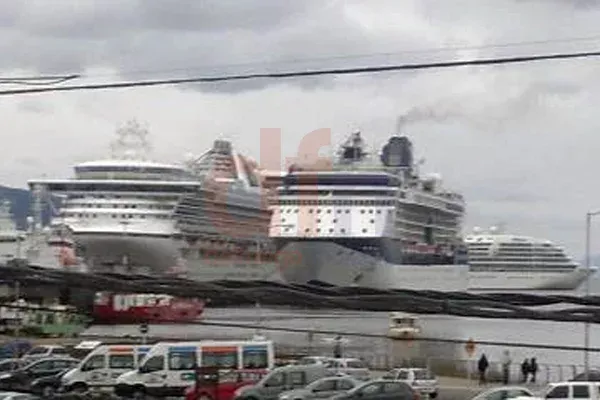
[14,281,20,339]
[584,210,600,378]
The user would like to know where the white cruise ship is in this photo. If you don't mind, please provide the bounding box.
[0,199,26,263]
[27,120,280,281]
[465,227,596,290]
[269,129,470,291]
[0,199,83,269]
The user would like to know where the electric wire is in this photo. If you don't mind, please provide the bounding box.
[0,50,599,96]
[2,262,600,324]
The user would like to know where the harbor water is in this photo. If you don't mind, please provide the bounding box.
[84,275,600,373]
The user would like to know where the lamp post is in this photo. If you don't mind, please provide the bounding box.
[584,210,600,378]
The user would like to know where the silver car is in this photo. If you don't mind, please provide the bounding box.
[381,367,438,398]
[470,386,534,400]
[278,376,361,400]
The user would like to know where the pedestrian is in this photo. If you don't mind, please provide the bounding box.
[521,359,530,383]
[478,353,489,385]
[501,350,511,385]
[333,335,343,358]
[530,357,538,383]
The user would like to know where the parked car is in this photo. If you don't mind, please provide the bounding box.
[0,359,28,373]
[21,346,69,363]
[382,367,438,398]
[327,358,370,381]
[297,357,334,367]
[0,356,79,392]
[278,375,362,400]
[470,386,535,400]
[233,364,334,400]
[29,369,71,398]
[0,340,32,360]
[513,381,599,400]
[329,380,417,400]
[185,368,269,400]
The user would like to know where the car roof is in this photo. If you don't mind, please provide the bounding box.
[27,356,78,363]
[279,364,328,371]
[394,367,427,371]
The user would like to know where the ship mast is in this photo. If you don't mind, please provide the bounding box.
[110,119,152,161]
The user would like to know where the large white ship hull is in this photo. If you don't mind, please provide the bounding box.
[277,240,594,291]
[75,232,282,281]
[278,241,470,291]
[469,266,594,291]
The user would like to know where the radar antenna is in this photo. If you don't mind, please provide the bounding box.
[109,119,152,160]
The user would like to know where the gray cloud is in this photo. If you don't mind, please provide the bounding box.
[0,0,599,258]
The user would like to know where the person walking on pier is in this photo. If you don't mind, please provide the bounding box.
[501,350,512,385]
[521,359,530,383]
[333,335,343,358]
[478,353,489,385]
[530,357,538,383]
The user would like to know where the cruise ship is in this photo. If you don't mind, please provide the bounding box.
[0,199,26,263]
[465,227,596,290]
[0,199,83,269]
[27,120,280,281]
[269,129,470,291]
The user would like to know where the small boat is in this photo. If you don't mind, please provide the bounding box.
[387,312,421,340]
[92,292,205,324]
[0,299,89,337]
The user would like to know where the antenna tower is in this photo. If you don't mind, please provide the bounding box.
[109,119,152,160]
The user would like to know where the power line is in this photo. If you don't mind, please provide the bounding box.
[0,50,599,97]
[0,74,80,86]
[58,33,600,81]
[3,262,600,324]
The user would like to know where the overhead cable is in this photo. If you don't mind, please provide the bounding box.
[0,50,599,96]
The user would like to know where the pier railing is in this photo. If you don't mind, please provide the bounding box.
[275,341,586,385]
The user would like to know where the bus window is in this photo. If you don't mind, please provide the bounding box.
[169,351,197,370]
[109,354,134,369]
[201,347,238,369]
[137,353,147,364]
[242,346,269,369]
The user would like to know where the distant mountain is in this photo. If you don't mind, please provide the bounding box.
[0,185,55,229]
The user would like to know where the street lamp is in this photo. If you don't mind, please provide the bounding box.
[584,210,600,378]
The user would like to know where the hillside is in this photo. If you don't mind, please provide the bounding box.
[0,185,53,229]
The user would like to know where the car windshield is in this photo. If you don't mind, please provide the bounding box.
[346,360,366,368]
[414,369,434,379]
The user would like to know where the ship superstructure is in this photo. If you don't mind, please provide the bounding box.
[0,200,26,262]
[465,226,596,290]
[269,129,470,291]
[28,121,279,280]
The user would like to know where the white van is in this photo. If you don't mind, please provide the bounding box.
[61,344,151,393]
[115,339,275,399]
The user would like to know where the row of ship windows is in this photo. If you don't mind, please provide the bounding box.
[66,203,172,210]
[61,213,170,220]
[280,218,377,224]
[69,195,178,201]
[277,200,395,206]
[283,227,370,234]
[278,209,391,215]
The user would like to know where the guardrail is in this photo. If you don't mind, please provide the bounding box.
[275,339,586,385]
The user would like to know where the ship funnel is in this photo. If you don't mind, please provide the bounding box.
[380,136,413,168]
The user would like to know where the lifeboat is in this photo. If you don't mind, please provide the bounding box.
[92,292,205,324]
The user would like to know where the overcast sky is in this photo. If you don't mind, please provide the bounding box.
[1,0,599,257]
